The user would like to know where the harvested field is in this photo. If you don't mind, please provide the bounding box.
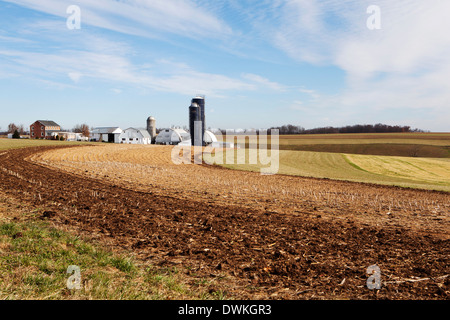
[345,154,450,186]
[231,133,450,158]
[277,133,450,146]
[219,149,450,192]
[0,138,88,151]
[32,145,450,231]
[0,144,449,299]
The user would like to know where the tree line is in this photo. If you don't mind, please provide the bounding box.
[268,123,425,135]
[210,123,424,135]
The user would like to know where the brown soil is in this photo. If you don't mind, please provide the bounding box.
[0,146,449,300]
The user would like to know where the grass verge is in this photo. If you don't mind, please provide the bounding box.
[0,194,227,300]
[0,138,93,151]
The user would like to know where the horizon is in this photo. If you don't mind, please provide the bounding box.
[1,1,449,132]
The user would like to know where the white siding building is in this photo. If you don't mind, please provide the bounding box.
[155,128,191,145]
[204,130,218,145]
[119,128,151,144]
[91,127,123,143]
[50,132,87,141]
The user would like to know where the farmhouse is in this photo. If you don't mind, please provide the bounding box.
[91,127,123,143]
[119,128,152,144]
[30,120,61,139]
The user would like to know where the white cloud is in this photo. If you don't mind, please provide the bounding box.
[3,0,449,131]
[0,45,257,97]
[241,73,287,92]
[299,88,320,100]
[4,0,232,39]
[270,0,450,130]
[1,13,295,99]
[68,72,82,83]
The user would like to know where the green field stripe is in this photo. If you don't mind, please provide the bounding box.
[396,158,440,178]
[341,154,370,173]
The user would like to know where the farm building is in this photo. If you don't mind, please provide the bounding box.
[50,132,87,141]
[177,130,219,147]
[119,128,152,144]
[155,128,191,145]
[204,130,218,145]
[30,120,61,139]
[91,127,123,143]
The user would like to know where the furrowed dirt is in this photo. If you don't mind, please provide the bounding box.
[0,146,449,299]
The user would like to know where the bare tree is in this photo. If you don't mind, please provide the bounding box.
[7,123,18,134]
[17,124,25,135]
[73,124,90,138]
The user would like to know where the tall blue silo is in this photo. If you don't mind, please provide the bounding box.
[189,96,206,146]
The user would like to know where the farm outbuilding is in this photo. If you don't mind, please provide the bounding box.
[119,128,151,145]
[204,130,218,145]
[155,128,191,145]
[50,132,87,141]
[91,127,123,143]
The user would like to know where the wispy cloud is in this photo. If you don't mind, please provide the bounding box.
[0,46,244,96]
[0,32,286,98]
[4,0,233,39]
[241,73,287,92]
[267,0,450,130]
[2,0,449,131]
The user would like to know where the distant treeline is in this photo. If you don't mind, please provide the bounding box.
[268,124,425,135]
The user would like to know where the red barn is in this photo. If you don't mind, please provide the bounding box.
[30,120,61,139]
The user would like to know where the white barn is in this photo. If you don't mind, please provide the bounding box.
[155,128,191,145]
[158,129,220,146]
[91,127,123,143]
[119,128,151,144]
[204,130,218,145]
[50,132,88,141]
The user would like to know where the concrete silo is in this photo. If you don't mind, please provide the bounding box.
[147,116,156,143]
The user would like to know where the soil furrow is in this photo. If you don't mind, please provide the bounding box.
[0,146,448,299]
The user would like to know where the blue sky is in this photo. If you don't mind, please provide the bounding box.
[0,0,449,132]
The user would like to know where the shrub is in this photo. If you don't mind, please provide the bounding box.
[12,130,20,139]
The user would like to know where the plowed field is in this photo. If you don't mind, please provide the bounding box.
[1,145,449,299]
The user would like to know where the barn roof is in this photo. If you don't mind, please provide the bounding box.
[36,120,60,127]
[92,127,122,134]
[204,130,218,143]
[121,128,151,138]
[155,128,190,144]
[139,129,151,138]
